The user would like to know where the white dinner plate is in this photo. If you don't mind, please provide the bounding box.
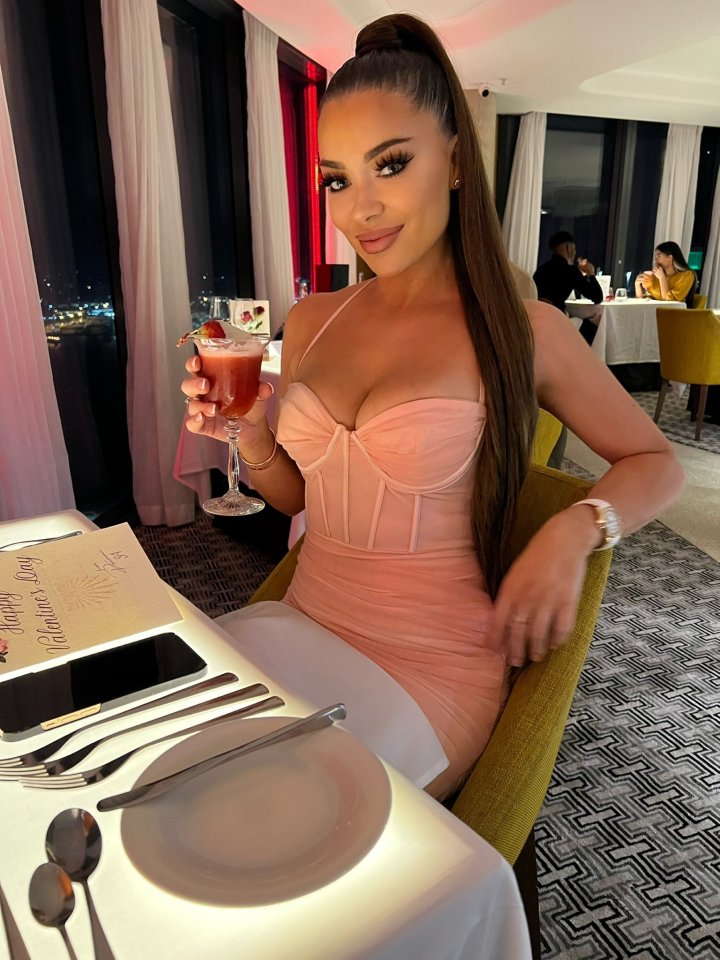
[121,715,392,906]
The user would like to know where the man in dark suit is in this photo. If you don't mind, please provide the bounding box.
[533,231,603,344]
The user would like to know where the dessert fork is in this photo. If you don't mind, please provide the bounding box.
[23,696,284,789]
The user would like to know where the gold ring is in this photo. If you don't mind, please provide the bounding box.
[184,397,191,407]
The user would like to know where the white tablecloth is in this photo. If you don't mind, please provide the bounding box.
[566,298,686,365]
[0,510,531,960]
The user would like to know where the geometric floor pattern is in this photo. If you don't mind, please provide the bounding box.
[131,509,276,619]
[537,520,720,959]
[632,390,720,456]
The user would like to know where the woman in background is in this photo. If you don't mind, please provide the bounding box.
[183,14,684,799]
[635,241,696,304]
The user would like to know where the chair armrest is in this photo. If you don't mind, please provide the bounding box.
[452,547,612,864]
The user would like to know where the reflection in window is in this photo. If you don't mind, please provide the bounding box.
[540,125,610,271]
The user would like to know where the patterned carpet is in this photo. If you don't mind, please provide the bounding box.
[132,511,276,617]
[633,390,720,455]
[133,506,720,958]
[537,519,720,959]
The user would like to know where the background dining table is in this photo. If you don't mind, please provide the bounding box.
[0,509,532,960]
[565,297,686,365]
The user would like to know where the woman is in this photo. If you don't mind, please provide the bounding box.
[182,15,683,798]
[635,241,696,304]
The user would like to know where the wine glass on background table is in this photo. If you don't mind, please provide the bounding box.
[196,334,269,517]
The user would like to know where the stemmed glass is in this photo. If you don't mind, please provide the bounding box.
[196,334,269,517]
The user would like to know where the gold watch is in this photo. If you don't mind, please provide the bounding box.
[572,498,622,551]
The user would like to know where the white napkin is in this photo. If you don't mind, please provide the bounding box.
[215,601,449,788]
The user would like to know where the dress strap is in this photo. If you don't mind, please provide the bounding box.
[296,279,374,374]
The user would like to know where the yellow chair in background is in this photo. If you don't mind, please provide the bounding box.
[655,308,720,440]
[691,294,708,310]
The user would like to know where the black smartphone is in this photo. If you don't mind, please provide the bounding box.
[0,632,207,740]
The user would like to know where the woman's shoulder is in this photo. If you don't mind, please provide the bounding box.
[282,283,367,374]
[521,299,588,376]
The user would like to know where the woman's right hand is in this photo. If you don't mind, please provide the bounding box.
[181,354,275,444]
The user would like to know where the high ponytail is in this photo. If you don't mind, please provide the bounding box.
[323,15,537,597]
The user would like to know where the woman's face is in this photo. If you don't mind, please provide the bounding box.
[654,249,674,271]
[318,90,458,276]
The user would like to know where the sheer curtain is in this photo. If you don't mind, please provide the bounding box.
[700,167,720,309]
[501,112,547,275]
[244,12,295,335]
[654,123,702,254]
[101,0,194,526]
[325,192,358,284]
[0,59,74,520]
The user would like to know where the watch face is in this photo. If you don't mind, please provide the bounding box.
[602,507,622,542]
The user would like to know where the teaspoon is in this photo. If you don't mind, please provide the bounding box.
[28,862,78,960]
[46,808,116,960]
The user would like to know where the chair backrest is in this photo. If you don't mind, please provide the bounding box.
[451,464,612,864]
[656,308,720,385]
[691,294,708,310]
[531,409,562,466]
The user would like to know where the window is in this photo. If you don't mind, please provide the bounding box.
[278,41,326,296]
[158,0,254,324]
[539,116,617,274]
[0,0,131,521]
[690,126,720,286]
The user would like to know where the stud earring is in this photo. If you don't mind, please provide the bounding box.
[453,178,461,188]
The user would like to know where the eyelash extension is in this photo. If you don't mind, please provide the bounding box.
[374,150,412,174]
[319,150,413,192]
[319,174,344,190]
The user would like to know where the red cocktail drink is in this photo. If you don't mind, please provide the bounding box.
[193,334,269,517]
[198,348,264,418]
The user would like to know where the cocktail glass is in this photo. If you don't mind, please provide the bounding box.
[196,334,269,517]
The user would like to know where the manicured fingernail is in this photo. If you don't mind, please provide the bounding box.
[268,383,275,395]
[194,413,203,423]
[200,379,208,391]
[207,404,216,416]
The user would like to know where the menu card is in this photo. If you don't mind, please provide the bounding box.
[0,524,182,679]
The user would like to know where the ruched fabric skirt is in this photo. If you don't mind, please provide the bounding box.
[284,531,509,798]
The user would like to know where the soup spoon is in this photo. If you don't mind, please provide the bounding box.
[46,808,115,960]
[28,862,78,959]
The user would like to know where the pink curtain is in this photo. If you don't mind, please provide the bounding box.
[0,60,74,520]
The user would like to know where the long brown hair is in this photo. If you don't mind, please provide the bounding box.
[322,14,537,597]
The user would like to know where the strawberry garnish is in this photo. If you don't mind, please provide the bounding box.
[176,320,226,347]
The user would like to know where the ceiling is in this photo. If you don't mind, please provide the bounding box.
[237,0,720,125]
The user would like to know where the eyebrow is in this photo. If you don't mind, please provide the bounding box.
[319,137,413,170]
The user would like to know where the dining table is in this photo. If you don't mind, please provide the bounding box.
[565,297,686,365]
[0,509,532,960]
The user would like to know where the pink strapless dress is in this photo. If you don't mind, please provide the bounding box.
[277,288,508,797]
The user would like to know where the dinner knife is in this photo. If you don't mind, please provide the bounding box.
[96,702,347,812]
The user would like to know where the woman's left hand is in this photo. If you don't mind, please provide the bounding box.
[488,509,596,667]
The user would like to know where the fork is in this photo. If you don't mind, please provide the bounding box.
[0,681,269,780]
[22,696,284,789]
[0,531,82,551]
[0,671,240,769]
